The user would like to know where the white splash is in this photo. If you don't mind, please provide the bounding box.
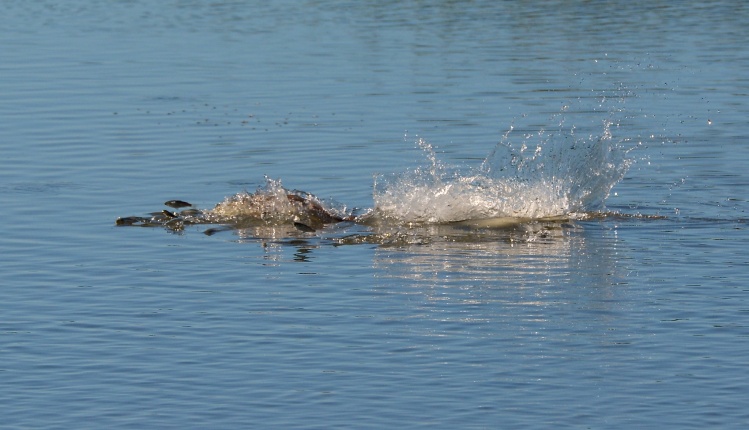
[373,117,634,223]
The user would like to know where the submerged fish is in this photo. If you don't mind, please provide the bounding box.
[116,187,357,233]
[115,187,581,244]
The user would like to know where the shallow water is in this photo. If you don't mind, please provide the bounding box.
[3,1,749,429]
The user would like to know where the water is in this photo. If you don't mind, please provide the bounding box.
[2,1,749,428]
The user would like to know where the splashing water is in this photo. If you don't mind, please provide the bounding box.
[373,112,635,223]
[118,92,643,233]
[206,177,352,225]
[207,177,300,222]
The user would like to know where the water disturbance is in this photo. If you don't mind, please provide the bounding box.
[117,92,640,237]
[373,120,630,222]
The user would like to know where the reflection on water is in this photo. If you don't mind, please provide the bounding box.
[228,218,628,330]
[374,223,620,293]
[367,222,630,352]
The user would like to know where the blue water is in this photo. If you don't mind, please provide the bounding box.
[2,1,749,429]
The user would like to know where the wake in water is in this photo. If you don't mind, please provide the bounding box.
[116,103,642,238]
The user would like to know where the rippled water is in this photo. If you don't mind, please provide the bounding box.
[3,1,749,429]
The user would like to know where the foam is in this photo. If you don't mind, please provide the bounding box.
[373,118,634,223]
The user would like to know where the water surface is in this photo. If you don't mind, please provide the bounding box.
[2,1,749,429]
